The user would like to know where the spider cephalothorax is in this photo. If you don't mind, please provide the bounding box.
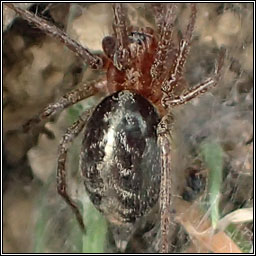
[6,3,225,253]
[103,26,160,105]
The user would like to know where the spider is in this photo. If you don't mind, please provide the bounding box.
[5,3,225,253]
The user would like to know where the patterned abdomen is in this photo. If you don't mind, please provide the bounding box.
[80,90,161,225]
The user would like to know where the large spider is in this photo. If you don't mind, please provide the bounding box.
[6,3,225,253]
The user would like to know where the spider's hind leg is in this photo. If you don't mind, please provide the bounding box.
[157,47,225,253]
[156,113,174,253]
[57,109,92,232]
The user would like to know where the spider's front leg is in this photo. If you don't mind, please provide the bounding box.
[5,3,103,69]
[112,3,130,70]
[161,3,197,96]
[150,3,178,81]
[57,109,92,232]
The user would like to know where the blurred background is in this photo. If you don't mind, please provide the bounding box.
[3,3,253,253]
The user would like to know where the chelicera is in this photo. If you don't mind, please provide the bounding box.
[6,3,225,253]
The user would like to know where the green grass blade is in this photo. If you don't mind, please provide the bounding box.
[200,142,223,228]
[82,199,108,253]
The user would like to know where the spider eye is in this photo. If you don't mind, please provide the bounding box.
[129,32,146,45]
[102,36,116,59]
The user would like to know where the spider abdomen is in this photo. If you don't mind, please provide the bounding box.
[80,90,161,224]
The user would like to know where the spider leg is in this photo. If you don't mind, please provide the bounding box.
[5,3,103,69]
[57,109,92,232]
[158,47,225,252]
[157,5,225,253]
[151,4,178,81]
[112,3,130,70]
[151,3,165,33]
[162,48,226,108]
[23,80,105,132]
[161,4,197,95]
[157,113,174,253]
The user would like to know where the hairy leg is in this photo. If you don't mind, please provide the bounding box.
[162,48,226,108]
[157,113,174,253]
[57,109,92,232]
[112,3,130,70]
[158,46,225,254]
[5,3,103,69]
[23,80,105,131]
[151,3,165,33]
[161,4,197,95]
[151,4,178,81]
[157,5,226,252]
